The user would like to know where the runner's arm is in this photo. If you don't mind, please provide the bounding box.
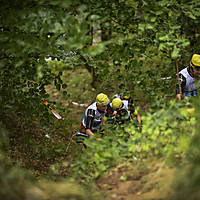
[85,109,95,136]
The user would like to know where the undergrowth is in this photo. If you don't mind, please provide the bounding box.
[70,98,196,185]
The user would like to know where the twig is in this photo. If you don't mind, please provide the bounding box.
[66,133,76,153]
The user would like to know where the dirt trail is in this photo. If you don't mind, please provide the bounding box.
[96,160,175,200]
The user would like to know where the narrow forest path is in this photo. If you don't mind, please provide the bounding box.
[96,160,175,200]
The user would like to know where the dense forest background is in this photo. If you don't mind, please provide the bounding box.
[1,0,200,199]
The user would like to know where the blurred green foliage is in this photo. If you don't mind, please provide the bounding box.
[0,123,33,200]
[172,97,200,200]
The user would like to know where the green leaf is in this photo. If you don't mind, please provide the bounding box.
[171,46,180,59]
[146,24,154,30]
[120,175,127,181]
[56,84,61,91]
[62,84,67,89]
[62,91,68,96]
[159,35,169,41]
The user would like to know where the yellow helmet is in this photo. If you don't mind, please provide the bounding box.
[96,93,109,106]
[112,98,122,109]
[190,54,200,69]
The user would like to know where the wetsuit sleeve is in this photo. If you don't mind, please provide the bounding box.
[86,109,95,130]
[106,103,114,117]
[127,98,136,114]
[176,73,186,94]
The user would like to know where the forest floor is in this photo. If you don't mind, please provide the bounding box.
[9,102,176,200]
[96,160,175,200]
[8,68,176,200]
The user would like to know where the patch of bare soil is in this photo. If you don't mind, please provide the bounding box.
[96,160,175,200]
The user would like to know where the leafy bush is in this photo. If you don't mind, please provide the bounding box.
[172,97,200,200]
[126,99,195,161]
